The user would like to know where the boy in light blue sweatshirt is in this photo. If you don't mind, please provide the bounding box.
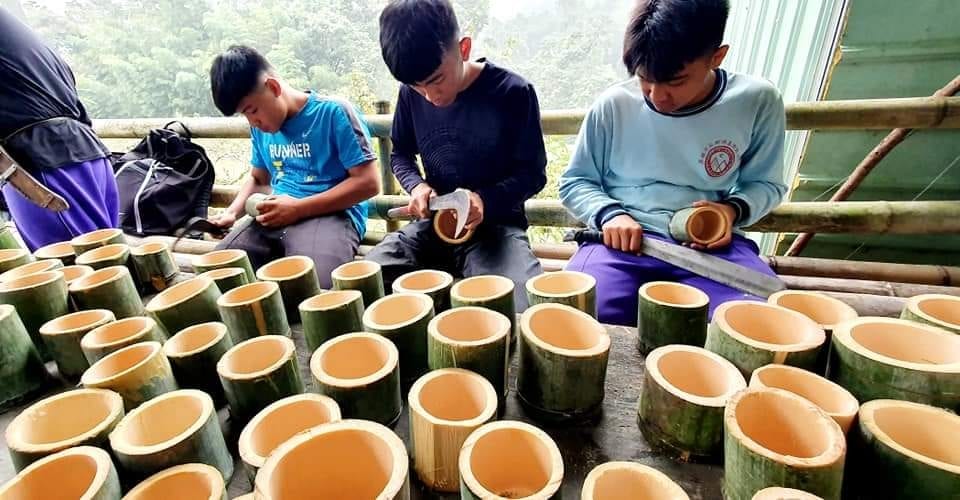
[559,0,787,326]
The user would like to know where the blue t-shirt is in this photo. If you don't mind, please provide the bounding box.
[250,94,376,237]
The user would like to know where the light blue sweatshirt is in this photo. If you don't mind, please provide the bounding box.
[559,70,787,235]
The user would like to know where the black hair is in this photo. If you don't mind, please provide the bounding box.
[209,45,272,116]
[379,0,460,85]
[622,0,729,82]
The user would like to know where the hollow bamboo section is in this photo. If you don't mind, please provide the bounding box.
[638,345,746,460]
[0,270,69,358]
[427,307,510,399]
[0,259,63,284]
[81,341,178,410]
[750,364,859,434]
[768,290,859,374]
[0,446,121,500]
[217,281,290,342]
[450,275,516,346]
[669,205,729,246]
[310,332,401,426]
[433,208,475,244]
[0,305,47,406]
[331,260,385,307]
[76,243,130,270]
[145,276,222,336]
[751,487,823,500]
[362,292,436,382]
[518,303,610,421]
[409,368,497,492]
[459,420,563,500]
[109,389,233,483]
[163,322,234,404]
[216,335,304,422]
[393,269,454,312]
[123,463,227,500]
[71,228,125,255]
[901,294,960,334]
[199,267,249,294]
[192,249,255,283]
[39,309,115,379]
[130,241,178,293]
[723,388,846,500]
[299,290,364,352]
[705,301,826,376]
[5,388,124,471]
[0,226,20,250]
[238,393,341,479]
[0,248,33,273]
[69,266,144,319]
[61,264,95,285]
[525,270,597,317]
[637,282,710,354]
[849,399,960,498]
[829,317,960,410]
[82,316,166,363]
[256,255,322,322]
[32,241,74,266]
[253,419,410,500]
[581,461,690,500]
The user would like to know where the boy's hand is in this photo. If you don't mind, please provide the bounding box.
[601,214,643,253]
[409,183,434,219]
[463,191,484,231]
[211,211,236,229]
[686,200,736,250]
[256,195,303,228]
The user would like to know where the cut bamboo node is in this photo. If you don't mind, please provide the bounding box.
[32,241,74,266]
[145,276,222,336]
[518,303,611,422]
[39,309,115,379]
[217,334,303,422]
[299,290,364,351]
[751,487,823,500]
[198,267,249,294]
[451,275,516,345]
[750,364,859,434]
[61,264,94,285]
[581,461,689,500]
[254,419,410,499]
[75,243,130,270]
[829,317,960,410]
[393,269,454,312]
[331,260,385,307]
[0,446,121,499]
[163,322,234,404]
[217,281,291,341]
[238,393,341,479]
[850,399,960,498]
[69,265,144,319]
[0,249,33,273]
[638,345,746,460]
[362,292,435,382]
[433,208,475,244]
[256,255,322,322]
[129,241,178,293]
[705,301,826,376]
[310,332,401,426]
[427,306,511,398]
[192,248,254,283]
[669,205,729,246]
[723,388,846,500]
[458,420,563,499]
[81,341,178,410]
[5,388,124,471]
[409,368,497,492]
[82,316,165,363]
[71,228,124,255]
[0,259,62,283]
[901,293,960,334]
[123,463,226,500]
[526,270,597,316]
[637,281,709,354]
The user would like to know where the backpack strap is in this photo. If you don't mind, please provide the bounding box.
[163,120,193,140]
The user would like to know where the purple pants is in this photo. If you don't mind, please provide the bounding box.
[566,232,777,326]
[3,158,119,251]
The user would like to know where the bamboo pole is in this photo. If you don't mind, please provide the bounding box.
[781,275,960,298]
[376,100,402,233]
[766,255,960,286]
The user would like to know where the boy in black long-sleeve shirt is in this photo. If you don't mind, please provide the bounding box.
[366,0,547,309]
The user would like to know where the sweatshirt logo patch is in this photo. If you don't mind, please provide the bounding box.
[701,140,739,177]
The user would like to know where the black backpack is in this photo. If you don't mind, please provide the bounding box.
[112,122,215,237]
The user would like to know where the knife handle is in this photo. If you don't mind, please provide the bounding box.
[563,228,603,245]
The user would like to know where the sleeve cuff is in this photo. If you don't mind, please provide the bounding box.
[595,204,628,229]
[724,197,750,225]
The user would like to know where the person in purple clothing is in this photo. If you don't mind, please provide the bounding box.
[0,8,119,251]
[560,0,787,326]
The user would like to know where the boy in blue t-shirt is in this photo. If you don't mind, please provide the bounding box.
[208,46,379,288]
[560,0,787,326]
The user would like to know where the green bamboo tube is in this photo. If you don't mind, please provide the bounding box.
[82,316,166,364]
[901,293,960,334]
[0,258,62,283]
[408,368,497,492]
[362,292,435,382]
[723,388,846,500]
[69,266,144,319]
[81,341,179,410]
[669,205,729,245]
[199,267,249,294]
[217,335,304,422]
[299,290,364,351]
[450,275,516,345]
[768,290,859,375]
[525,270,597,317]
[848,399,960,498]
[638,345,746,460]
[704,301,826,377]
[123,463,228,500]
[458,420,563,500]
[829,317,960,410]
[0,270,69,357]
[162,322,234,405]
[253,419,409,500]
[750,364,859,434]
[582,461,690,500]
[392,269,454,312]
[145,276,222,336]
[256,255,322,322]
[0,248,33,273]
[39,309,115,379]
[109,389,234,484]
[331,260,385,307]
[637,281,710,354]
[0,305,48,406]
[517,303,610,421]
[217,281,290,342]
[433,208,475,244]
[238,393,341,480]
[61,264,95,286]
[4,388,124,471]
[75,243,130,270]
[310,332,401,426]
[192,249,255,283]
[0,225,23,250]
[0,446,121,499]
[71,228,125,255]
[129,241,178,293]
[752,488,823,500]
[32,240,75,266]
[427,306,510,399]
